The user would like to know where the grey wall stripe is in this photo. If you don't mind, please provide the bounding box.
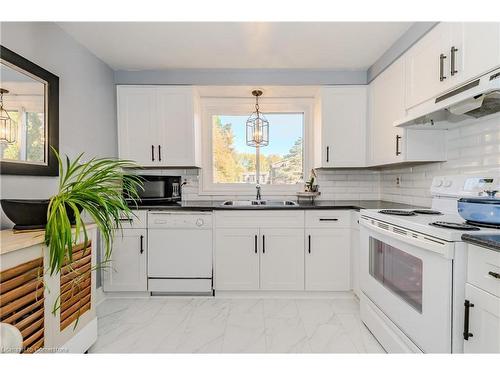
[367,22,438,83]
[113,69,367,86]
[113,22,438,86]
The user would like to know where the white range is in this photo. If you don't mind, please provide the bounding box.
[359,174,500,353]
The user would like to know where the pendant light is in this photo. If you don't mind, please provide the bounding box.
[246,90,269,147]
[0,88,16,144]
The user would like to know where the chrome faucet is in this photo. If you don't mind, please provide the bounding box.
[256,184,262,201]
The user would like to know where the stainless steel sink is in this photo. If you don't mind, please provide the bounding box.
[221,200,298,207]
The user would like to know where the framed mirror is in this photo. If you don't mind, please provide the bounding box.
[0,45,59,176]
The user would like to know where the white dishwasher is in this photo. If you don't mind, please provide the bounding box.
[147,211,213,295]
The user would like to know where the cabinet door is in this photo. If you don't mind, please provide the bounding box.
[464,284,500,353]
[305,228,350,291]
[102,229,147,292]
[157,87,196,166]
[260,228,304,290]
[320,86,367,167]
[350,214,361,297]
[117,86,157,166]
[369,58,405,165]
[452,22,500,85]
[405,23,453,109]
[214,228,259,290]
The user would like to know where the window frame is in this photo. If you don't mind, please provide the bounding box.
[200,97,314,196]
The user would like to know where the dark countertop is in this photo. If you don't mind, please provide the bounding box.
[129,200,422,211]
[462,234,500,252]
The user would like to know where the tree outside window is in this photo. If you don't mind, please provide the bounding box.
[212,113,304,185]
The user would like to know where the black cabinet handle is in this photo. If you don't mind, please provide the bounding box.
[319,218,338,222]
[396,135,402,156]
[151,145,155,161]
[158,145,162,162]
[140,235,144,254]
[326,146,330,163]
[118,218,132,222]
[488,271,500,279]
[262,235,265,254]
[439,53,447,82]
[450,46,458,76]
[308,235,311,254]
[463,299,474,340]
[254,234,258,254]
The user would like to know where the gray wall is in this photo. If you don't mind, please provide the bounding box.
[0,22,117,229]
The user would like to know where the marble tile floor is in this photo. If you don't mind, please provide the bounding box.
[89,295,385,353]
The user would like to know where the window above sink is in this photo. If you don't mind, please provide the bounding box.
[199,96,314,196]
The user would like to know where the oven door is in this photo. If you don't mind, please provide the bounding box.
[360,216,454,353]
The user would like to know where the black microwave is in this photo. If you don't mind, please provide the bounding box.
[126,175,181,206]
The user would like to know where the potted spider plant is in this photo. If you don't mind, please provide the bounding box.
[44,148,143,275]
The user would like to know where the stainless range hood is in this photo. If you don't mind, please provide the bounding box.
[395,68,500,128]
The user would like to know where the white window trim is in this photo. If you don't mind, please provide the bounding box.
[199,97,314,196]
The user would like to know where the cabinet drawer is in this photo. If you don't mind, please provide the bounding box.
[305,210,351,228]
[117,210,147,229]
[215,210,304,228]
[467,244,500,298]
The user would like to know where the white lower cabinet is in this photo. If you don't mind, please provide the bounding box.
[304,210,351,291]
[464,284,500,353]
[350,212,361,297]
[214,228,260,290]
[464,243,500,353]
[305,228,350,291]
[214,210,352,293]
[214,211,306,291]
[214,227,304,291]
[260,228,304,291]
[102,228,147,292]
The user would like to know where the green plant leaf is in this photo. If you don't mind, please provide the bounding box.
[45,148,142,275]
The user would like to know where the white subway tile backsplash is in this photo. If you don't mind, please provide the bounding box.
[379,116,500,206]
[142,116,499,205]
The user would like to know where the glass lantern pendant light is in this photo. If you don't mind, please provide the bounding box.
[0,88,16,144]
[246,90,269,147]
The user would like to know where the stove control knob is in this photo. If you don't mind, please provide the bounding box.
[433,179,443,187]
[443,180,452,187]
[196,218,204,227]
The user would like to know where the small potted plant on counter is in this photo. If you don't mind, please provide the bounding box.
[296,169,320,203]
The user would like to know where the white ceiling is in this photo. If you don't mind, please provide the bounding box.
[58,22,412,71]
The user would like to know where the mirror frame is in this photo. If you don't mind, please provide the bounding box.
[0,45,59,176]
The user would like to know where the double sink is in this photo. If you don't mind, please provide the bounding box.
[221,200,298,207]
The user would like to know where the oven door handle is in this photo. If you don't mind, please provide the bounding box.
[359,216,453,259]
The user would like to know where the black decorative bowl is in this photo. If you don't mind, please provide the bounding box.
[1,199,81,231]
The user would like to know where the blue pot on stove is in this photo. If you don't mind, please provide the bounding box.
[458,196,500,225]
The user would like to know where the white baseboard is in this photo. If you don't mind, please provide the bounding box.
[103,291,151,299]
[215,290,355,299]
[100,290,356,300]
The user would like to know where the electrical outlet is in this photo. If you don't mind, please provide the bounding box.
[396,176,402,186]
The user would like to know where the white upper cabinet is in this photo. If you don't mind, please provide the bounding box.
[405,23,454,110]
[405,22,500,110]
[450,22,500,86]
[117,85,201,167]
[314,86,367,168]
[117,87,158,166]
[368,57,447,166]
[369,58,406,165]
